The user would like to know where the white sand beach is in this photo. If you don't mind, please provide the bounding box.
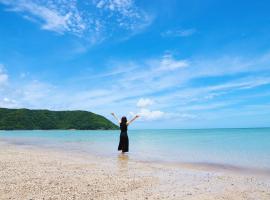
[0,141,270,200]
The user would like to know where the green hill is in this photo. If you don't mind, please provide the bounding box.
[0,108,118,130]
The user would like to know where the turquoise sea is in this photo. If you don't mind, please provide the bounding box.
[0,128,270,171]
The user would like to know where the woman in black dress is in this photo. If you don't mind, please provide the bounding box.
[111,113,139,153]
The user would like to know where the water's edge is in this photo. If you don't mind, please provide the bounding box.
[1,129,270,175]
[1,138,270,177]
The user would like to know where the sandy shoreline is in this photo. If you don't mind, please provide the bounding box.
[0,141,270,200]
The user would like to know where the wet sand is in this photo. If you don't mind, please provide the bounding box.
[0,141,270,200]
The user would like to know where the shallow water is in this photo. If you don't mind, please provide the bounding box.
[0,128,270,170]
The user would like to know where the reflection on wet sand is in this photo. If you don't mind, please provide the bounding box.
[117,153,129,172]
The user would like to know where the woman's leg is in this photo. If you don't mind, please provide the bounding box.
[118,136,124,151]
[122,136,129,153]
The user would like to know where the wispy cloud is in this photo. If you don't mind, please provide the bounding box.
[156,54,189,71]
[0,64,8,86]
[0,0,153,43]
[0,0,85,35]
[161,28,196,37]
[0,97,18,108]
[93,0,151,30]
[112,53,189,92]
[1,51,270,126]
[137,98,154,107]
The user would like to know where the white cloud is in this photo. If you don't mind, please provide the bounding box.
[137,108,165,120]
[95,0,136,16]
[136,98,154,107]
[133,98,166,121]
[0,0,152,43]
[0,0,85,35]
[93,0,152,31]
[161,28,196,37]
[0,97,18,108]
[130,108,165,121]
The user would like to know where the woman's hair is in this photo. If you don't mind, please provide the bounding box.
[121,116,127,124]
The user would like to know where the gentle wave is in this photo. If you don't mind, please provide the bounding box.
[0,128,270,171]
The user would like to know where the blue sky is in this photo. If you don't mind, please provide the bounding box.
[0,0,270,128]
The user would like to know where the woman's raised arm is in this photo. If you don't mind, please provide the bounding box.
[111,113,121,124]
[127,115,140,125]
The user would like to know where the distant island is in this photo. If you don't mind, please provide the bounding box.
[0,108,118,130]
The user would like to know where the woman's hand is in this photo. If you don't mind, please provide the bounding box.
[111,112,115,116]
[135,115,140,118]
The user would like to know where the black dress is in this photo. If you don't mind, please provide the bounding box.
[118,122,129,152]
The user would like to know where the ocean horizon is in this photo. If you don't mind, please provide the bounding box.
[1,128,270,172]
